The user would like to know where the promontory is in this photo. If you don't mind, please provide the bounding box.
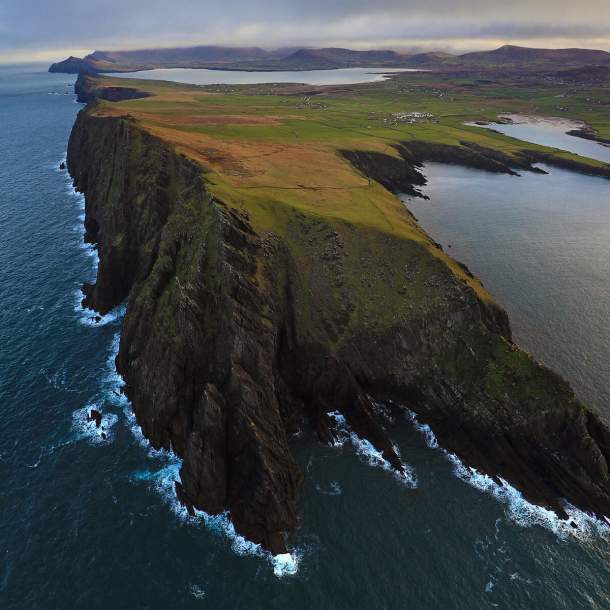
[66,71,610,554]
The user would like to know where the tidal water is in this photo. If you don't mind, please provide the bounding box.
[406,162,610,413]
[1,65,609,609]
[113,66,419,86]
[471,116,610,165]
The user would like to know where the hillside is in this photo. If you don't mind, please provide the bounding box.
[458,44,610,66]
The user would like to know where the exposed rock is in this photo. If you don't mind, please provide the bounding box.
[74,73,151,105]
[49,56,96,74]
[566,127,610,146]
[87,409,103,428]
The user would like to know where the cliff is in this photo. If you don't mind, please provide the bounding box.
[74,74,152,104]
[67,97,610,554]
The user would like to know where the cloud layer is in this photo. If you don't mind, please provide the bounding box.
[2,0,610,62]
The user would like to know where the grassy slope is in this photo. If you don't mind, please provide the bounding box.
[86,71,610,323]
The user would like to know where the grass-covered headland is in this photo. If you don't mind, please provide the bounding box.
[67,70,610,554]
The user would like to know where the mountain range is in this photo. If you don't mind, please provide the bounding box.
[49,44,610,74]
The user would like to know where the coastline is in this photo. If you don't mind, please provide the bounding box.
[65,75,610,553]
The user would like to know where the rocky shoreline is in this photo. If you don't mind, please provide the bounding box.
[67,86,610,554]
[566,127,610,147]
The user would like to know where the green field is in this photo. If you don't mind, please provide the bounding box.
[85,70,610,303]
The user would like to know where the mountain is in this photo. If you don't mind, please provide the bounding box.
[404,51,455,65]
[280,47,405,68]
[50,45,276,73]
[49,44,610,74]
[457,44,610,66]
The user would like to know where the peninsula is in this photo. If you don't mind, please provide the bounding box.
[66,68,610,554]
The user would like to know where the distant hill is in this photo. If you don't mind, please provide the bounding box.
[49,43,610,74]
[457,44,610,66]
[280,47,405,68]
[403,51,455,65]
[50,45,278,73]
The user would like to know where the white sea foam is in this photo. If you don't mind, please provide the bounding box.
[131,453,301,577]
[72,404,118,444]
[73,288,125,327]
[327,411,417,488]
[406,410,610,542]
[405,410,438,449]
[63,158,127,328]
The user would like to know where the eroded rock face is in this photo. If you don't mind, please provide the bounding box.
[74,74,152,104]
[67,109,610,553]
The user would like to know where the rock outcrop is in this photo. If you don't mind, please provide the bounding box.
[74,74,151,105]
[67,104,610,554]
[49,56,95,74]
[566,127,610,146]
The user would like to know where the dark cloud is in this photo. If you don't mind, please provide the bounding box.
[1,0,609,61]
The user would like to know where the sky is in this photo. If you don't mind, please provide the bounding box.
[2,0,610,63]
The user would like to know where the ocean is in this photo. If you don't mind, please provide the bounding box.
[0,65,608,609]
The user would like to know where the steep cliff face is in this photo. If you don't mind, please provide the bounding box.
[74,74,152,105]
[68,108,610,553]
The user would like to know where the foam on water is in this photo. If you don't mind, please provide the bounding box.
[131,452,301,577]
[405,410,438,449]
[61,157,127,328]
[84,327,303,576]
[327,411,417,488]
[405,410,610,542]
[101,333,128,403]
[97,333,303,577]
[72,404,118,444]
[73,289,126,327]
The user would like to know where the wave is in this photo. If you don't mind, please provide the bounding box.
[62,153,126,328]
[72,403,118,445]
[327,411,417,488]
[405,409,610,542]
[131,453,301,577]
[73,288,125,327]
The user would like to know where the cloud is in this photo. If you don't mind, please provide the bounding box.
[2,0,610,61]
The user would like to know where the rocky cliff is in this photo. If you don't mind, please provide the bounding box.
[67,105,610,554]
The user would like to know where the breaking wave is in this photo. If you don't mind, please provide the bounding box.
[131,454,301,577]
[405,409,610,542]
[73,288,126,327]
[72,404,118,445]
[327,411,417,488]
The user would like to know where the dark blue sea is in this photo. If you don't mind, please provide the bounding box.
[0,65,608,609]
